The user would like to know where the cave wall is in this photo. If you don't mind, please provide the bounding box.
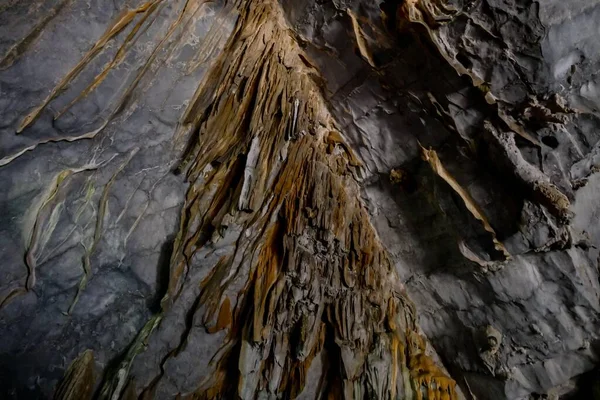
[0,0,599,399]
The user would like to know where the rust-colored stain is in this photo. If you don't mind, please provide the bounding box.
[211,296,232,333]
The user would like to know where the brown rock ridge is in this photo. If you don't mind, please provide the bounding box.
[156,0,457,398]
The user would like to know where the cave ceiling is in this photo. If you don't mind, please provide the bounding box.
[1,0,600,399]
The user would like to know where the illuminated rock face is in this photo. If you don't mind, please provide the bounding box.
[0,0,599,399]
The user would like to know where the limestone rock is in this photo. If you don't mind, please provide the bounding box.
[0,0,599,399]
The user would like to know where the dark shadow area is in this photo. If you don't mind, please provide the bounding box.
[0,353,47,400]
[149,235,175,313]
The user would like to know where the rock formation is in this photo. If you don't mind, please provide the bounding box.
[0,0,599,399]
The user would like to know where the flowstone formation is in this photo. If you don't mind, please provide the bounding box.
[1,0,600,399]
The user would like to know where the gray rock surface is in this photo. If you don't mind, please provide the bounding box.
[0,0,599,399]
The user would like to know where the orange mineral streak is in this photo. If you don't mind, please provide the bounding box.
[251,223,282,342]
[18,1,160,133]
[199,255,234,333]
[212,296,232,333]
[408,332,457,400]
[54,0,166,120]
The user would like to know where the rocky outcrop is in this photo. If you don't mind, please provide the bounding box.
[1,0,599,399]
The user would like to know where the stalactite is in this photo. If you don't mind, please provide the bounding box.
[26,0,461,398]
[158,0,458,398]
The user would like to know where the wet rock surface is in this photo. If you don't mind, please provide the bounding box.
[0,0,599,399]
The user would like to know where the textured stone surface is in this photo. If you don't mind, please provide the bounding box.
[281,0,600,398]
[0,0,599,399]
